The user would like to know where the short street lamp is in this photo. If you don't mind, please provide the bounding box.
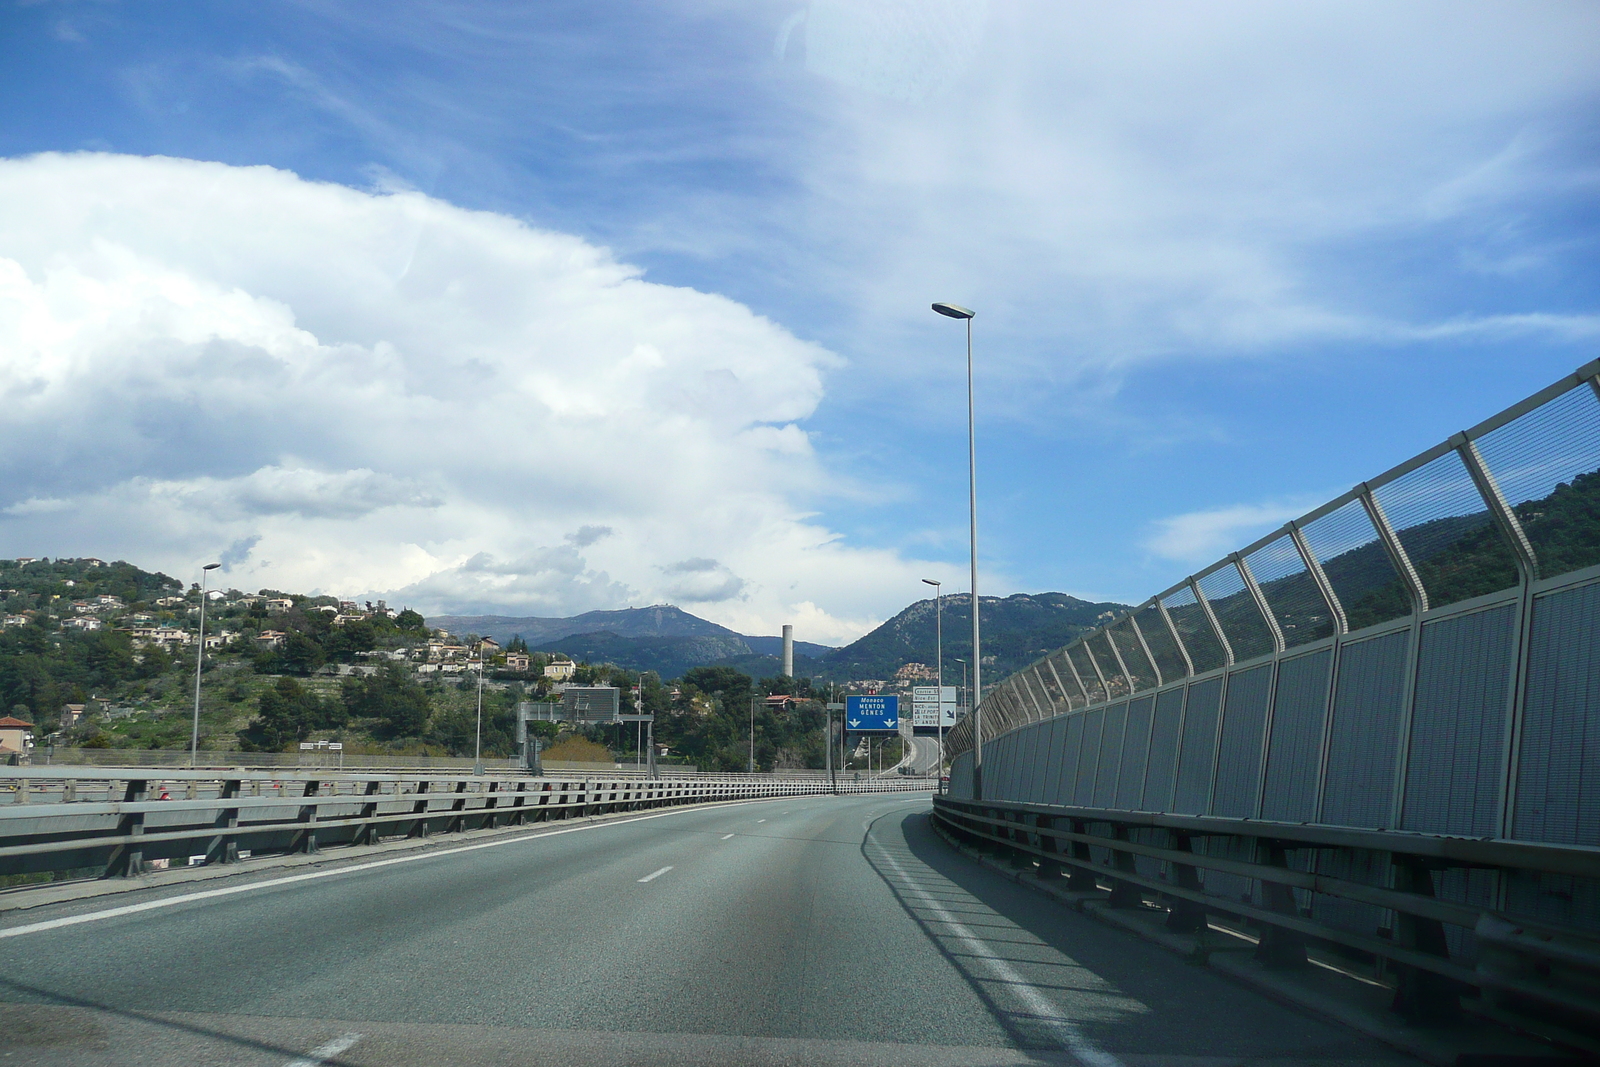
[190,562,221,768]
[931,301,983,799]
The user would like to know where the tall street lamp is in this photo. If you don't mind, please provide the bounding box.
[932,301,983,799]
[922,577,943,776]
[474,644,486,775]
[190,562,221,768]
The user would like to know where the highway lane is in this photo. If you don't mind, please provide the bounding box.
[0,793,1419,1066]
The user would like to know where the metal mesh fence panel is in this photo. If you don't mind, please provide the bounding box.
[1134,603,1186,682]
[1033,664,1068,717]
[1198,563,1275,662]
[1066,642,1107,705]
[1173,677,1223,815]
[1211,664,1273,818]
[1086,631,1129,699]
[1143,688,1185,812]
[1320,631,1409,829]
[1162,585,1226,674]
[1513,580,1600,845]
[1474,382,1600,581]
[1371,449,1519,610]
[1401,604,1515,837]
[1095,703,1127,807]
[1108,618,1158,692]
[1047,651,1087,710]
[1118,695,1154,809]
[1245,534,1334,648]
[1260,648,1332,823]
[1300,498,1410,632]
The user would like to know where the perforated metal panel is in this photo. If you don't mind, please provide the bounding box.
[1211,664,1273,818]
[1402,604,1515,837]
[1059,713,1085,806]
[1076,709,1104,806]
[1173,677,1223,814]
[1514,580,1600,846]
[1118,696,1154,809]
[1144,688,1185,812]
[1261,649,1332,823]
[1045,715,1070,805]
[1095,703,1127,807]
[1321,631,1409,829]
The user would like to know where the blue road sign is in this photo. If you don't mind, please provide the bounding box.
[844,694,899,732]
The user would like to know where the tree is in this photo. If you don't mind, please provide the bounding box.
[343,665,431,739]
[396,608,426,632]
[506,634,529,654]
[238,677,327,751]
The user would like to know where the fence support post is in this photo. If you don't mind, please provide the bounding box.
[1165,830,1206,933]
[1254,842,1307,967]
[1390,856,1460,1021]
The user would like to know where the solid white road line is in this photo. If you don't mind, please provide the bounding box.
[283,1031,362,1067]
[757,819,767,823]
[637,866,674,883]
[0,799,787,941]
[720,834,735,840]
[872,839,1124,1067]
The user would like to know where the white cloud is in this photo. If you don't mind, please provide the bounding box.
[1143,498,1322,568]
[0,152,941,643]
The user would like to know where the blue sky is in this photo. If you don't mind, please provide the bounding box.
[2,1,1598,642]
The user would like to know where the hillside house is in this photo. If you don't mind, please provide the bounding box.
[504,652,531,672]
[3,615,30,628]
[264,598,294,613]
[64,617,102,632]
[256,630,287,648]
[543,660,576,681]
[0,715,35,760]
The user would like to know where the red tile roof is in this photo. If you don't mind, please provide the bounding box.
[0,716,35,729]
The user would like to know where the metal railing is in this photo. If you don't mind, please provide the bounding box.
[0,768,931,882]
[932,794,1600,1049]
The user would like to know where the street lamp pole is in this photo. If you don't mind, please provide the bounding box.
[932,301,982,798]
[922,577,942,777]
[189,562,220,769]
[474,647,485,775]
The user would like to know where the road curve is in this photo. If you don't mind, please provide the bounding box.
[0,793,1418,1066]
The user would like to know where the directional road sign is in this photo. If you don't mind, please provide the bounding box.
[844,694,899,732]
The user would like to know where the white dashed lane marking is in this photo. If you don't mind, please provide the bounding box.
[637,866,674,883]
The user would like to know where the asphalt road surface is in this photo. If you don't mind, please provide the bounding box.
[0,793,1420,1066]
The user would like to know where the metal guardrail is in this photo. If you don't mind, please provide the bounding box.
[0,768,931,883]
[932,794,1600,1051]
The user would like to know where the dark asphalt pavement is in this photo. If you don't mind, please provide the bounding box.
[0,793,1419,1066]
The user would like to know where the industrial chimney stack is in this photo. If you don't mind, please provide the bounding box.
[782,624,794,678]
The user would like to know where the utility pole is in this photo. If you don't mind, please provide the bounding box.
[189,562,220,769]
[749,693,757,773]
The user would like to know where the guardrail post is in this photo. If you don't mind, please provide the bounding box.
[206,778,242,865]
[1164,831,1206,933]
[292,779,321,854]
[1107,824,1142,908]
[354,778,382,846]
[103,778,149,878]
[1255,842,1307,967]
[1390,856,1461,1021]
[1035,815,1067,880]
[1067,818,1097,891]
[407,780,432,838]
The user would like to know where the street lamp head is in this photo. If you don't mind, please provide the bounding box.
[202,563,221,571]
[931,302,974,320]
[922,578,941,587]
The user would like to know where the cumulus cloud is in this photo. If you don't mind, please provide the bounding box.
[0,152,939,642]
[1143,498,1324,568]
